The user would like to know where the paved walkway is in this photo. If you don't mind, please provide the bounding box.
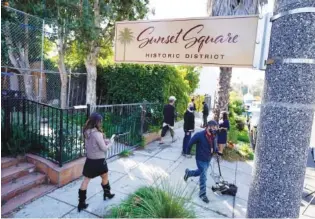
[11,126,315,218]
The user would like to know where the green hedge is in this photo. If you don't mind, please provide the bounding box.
[97,64,199,118]
[237,130,250,143]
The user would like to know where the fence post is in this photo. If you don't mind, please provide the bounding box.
[140,103,146,135]
[58,109,63,167]
[87,104,91,118]
[22,99,26,131]
[4,99,11,142]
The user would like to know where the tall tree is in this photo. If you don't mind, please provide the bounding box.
[207,0,262,121]
[177,66,201,94]
[2,0,77,107]
[76,0,149,105]
[43,0,79,108]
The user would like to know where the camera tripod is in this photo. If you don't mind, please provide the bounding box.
[302,148,315,214]
[302,188,315,214]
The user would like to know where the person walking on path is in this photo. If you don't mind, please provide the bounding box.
[202,101,209,128]
[184,120,218,203]
[217,112,230,155]
[182,103,195,156]
[78,113,116,212]
[159,96,176,144]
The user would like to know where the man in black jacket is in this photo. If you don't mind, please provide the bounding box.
[182,103,195,156]
[159,96,176,144]
[202,102,209,128]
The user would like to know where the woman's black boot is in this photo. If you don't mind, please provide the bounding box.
[78,189,89,212]
[101,183,115,200]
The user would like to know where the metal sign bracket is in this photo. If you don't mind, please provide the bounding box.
[253,13,272,70]
[270,7,315,22]
[266,58,315,65]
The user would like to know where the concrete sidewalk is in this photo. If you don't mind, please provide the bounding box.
[11,127,315,218]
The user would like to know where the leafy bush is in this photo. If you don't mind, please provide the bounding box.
[145,104,164,130]
[97,64,200,118]
[148,125,161,133]
[222,143,254,161]
[228,91,248,142]
[6,124,31,157]
[229,92,245,116]
[238,143,254,160]
[228,118,239,144]
[235,116,246,131]
[237,130,250,143]
[119,150,133,157]
[231,100,244,116]
[223,147,245,162]
[139,136,146,148]
[107,185,196,218]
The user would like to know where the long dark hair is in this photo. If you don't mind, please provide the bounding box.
[222,112,228,121]
[83,112,103,138]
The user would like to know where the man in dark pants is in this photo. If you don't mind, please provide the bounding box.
[202,102,209,128]
[182,103,195,156]
[184,120,218,203]
[159,96,176,144]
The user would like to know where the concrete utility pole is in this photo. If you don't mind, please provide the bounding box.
[247,0,315,217]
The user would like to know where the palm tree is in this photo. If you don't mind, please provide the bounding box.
[118,28,134,61]
[207,0,267,121]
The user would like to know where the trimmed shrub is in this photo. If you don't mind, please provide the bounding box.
[237,130,250,143]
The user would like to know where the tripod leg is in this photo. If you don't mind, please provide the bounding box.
[216,155,222,178]
[302,195,315,215]
[305,190,315,198]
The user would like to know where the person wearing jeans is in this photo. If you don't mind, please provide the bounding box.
[184,120,218,203]
[182,103,195,156]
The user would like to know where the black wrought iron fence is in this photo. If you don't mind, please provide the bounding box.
[1,98,88,166]
[1,98,163,166]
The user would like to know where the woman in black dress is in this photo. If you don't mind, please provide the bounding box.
[78,113,115,212]
[217,112,230,155]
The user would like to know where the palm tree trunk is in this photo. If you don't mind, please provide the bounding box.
[213,67,232,121]
[208,0,259,121]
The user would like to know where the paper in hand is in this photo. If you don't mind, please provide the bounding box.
[110,134,116,144]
